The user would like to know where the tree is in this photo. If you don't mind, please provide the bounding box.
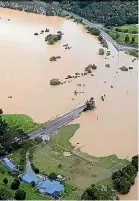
[15,189,26,200]
[0,108,3,114]
[31,181,36,187]
[0,116,10,150]
[113,177,131,194]
[11,180,20,190]
[99,48,104,55]
[81,184,116,200]
[131,36,135,44]
[125,35,130,43]
[132,155,138,171]
[49,172,57,180]
[3,177,8,185]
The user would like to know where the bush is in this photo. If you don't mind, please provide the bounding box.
[31,163,40,174]
[0,166,5,174]
[11,180,20,190]
[92,64,97,70]
[132,30,138,34]
[119,66,128,71]
[105,64,110,68]
[0,108,3,114]
[14,189,26,200]
[31,181,36,187]
[86,27,100,36]
[34,137,43,144]
[3,177,8,185]
[50,78,61,85]
[99,48,104,55]
[131,155,138,171]
[34,32,38,36]
[49,172,57,180]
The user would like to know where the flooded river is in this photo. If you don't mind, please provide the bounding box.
[0,8,138,200]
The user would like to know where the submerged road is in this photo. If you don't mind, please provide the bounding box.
[29,105,86,139]
[63,10,138,52]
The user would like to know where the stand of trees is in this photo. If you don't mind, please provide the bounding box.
[0,115,28,153]
[61,1,138,27]
[81,184,117,200]
[112,155,138,194]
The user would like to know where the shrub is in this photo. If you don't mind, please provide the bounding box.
[11,181,20,190]
[87,69,92,73]
[119,66,128,71]
[0,166,5,174]
[132,30,138,34]
[99,48,104,55]
[50,78,61,85]
[86,27,100,36]
[14,189,26,200]
[49,172,57,180]
[0,108,3,114]
[34,32,38,36]
[105,64,110,68]
[92,64,97,70]
[131,155,138,171]
[3,178,8,185]
[31,181,36,187]
[45,28,49,32]
[98,35,103,42]
[34,137,43,144]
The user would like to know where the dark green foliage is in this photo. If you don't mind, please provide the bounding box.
[31,162,40,174]
[131,155,138,171]
[0,187,13,200]
[3,177,8,185]
[112,164,137,194]
[31,181,36,187]
[81,184,116,200]
[0,108,3,114]
[132,30,138,34]
[14,189,26,200]
[34,136,43,143]
[11,179,20,190]
[86,27,100,36]
[124,35,130,43]
[49,172,57,180]
[131,36,135,43]
[45,33,62,45]
[62,1,138,27]
[128,50,138,58]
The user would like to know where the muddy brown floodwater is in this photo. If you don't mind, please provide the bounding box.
[0,8,138,200]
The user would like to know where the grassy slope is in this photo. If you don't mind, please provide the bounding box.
[33,124,129,198]
[2,114,41,133]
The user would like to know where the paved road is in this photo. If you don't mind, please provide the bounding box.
[29,105,86,139]
[63,11,138,52]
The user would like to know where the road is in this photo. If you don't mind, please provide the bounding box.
[63,10,138,52]
[29,105,86,139]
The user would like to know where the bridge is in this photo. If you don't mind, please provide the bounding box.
[29,105,86,139]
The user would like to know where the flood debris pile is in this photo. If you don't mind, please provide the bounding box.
[50,78,61,86]
[119,66,128,71]
[84,97,96,111]
[45,33,63,45]
[49,56,61,61]
[99,48,105,55]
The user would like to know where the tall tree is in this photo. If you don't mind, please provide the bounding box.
[125,35,130,43]
[0,116,10,150]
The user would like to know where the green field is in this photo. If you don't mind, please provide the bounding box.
[114,25,138,33]
[0,162,48,200]
[2,114,41,133]
[33,124,129,198]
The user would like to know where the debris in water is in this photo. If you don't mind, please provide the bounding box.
[111,85,113,88]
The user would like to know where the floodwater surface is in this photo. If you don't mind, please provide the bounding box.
[0,8,138,200]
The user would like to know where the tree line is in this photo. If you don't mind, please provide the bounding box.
[61,1,138,27]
